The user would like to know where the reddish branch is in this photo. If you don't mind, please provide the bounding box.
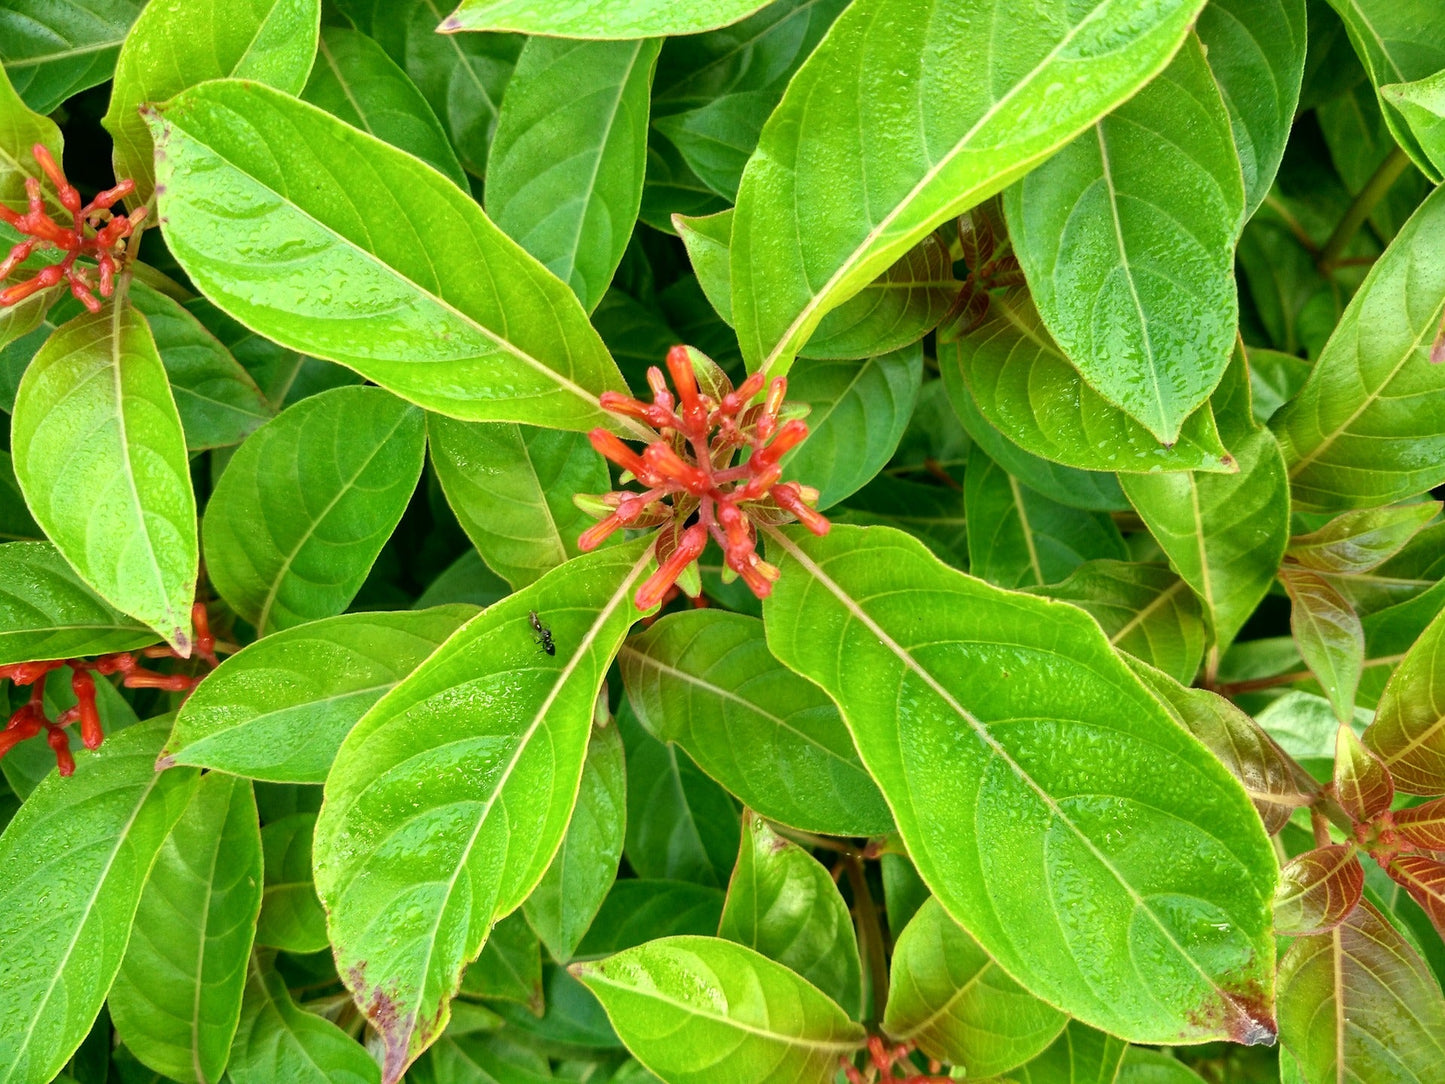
[842,1038,951,1084]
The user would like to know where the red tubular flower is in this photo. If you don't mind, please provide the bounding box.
[577,345,829,609]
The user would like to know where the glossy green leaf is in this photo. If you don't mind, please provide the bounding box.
[1004,35,1244,442]
[0,61,61,211]
[167,606,473,782]
[410,1032,551,1084]
[1282,568,1364,723]
[1006,1022,1128,1084]
[459,912,543,1011]
[0,453,40,542]
[1384,70,1445,178]
[1117,1048,1207,1084]
[1248,347,1312,425]
[650,0,848,201]
[763,524,1279,1044]
[441,0,773,37]
[203,386,426,636]
[11,305,197,652]
[575,880,725,959]
[641,132,730,231]
[965,446,1127,589]
[416,550,512,611]
[1032,560,1206,685]
[882,897,1066,1076]
[0,719,197,1084]
[719,812,862,1019]
[302,26,466,189]
[228,956,380,1084]
[730,0,1208,377]
[937,292,1233,474]
[490,963,621,1053]
[313,541,653,1081]
[1365,606,1445,795]
[574,936,865,1084]
[108,773,263,1084]
[1316,79,1429,245]
[620,610,890,837]
[1278,900,1445,1084]
[0,0,145,114]
[830,476,968,569]
[523,723,627,963]
[0,542,159,664]
[103,0,321,203]
[1287,501,1440,574]
[1196,0,1307,218]
[486,38,659,313]
[428,417,608,589]
[255,813,328,953]
[148,80,638,433]
[1271,184,1445,510]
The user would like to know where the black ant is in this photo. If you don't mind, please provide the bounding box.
[529,610,555,656]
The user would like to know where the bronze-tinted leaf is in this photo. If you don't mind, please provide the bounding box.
[1335,725,1394,822]
[1389,854,1445,941]
[1273,844,1364,935]
[1394,796,1445,850]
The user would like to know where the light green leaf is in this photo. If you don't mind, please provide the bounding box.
[1271,184,1445,510]
[763,524,1279,1043]
[148,79,639,433]
[1287,501,1441,575]
[0,542,159,664]
[1282,567,1364,723]
[302,26,466,189]
[256,813,328,953]
[719,812,863,1019]
[202,386,426,636]
[11,305,197,652]
[0,719,197,1084]
[0,0,145,114]
[575,879,725,960]
[731,0,1209,377]
[1004,35,1245,442]
[428,417,608,590]
[882,897,1066,1076]
[1365,606,1445,795]
[965,446,1127,589]
[486,37,660,313]
[0,61,61,211]
[313,541,653,1081]
[109,774,263,1084]
[104,0,321,203]
[1384,70,1445,178]
[166,606,474,782]
[458,912,543,1011]
[619,610,890,837]
[937,291,1233,474]
[523,723,627,963]
[573,935,865,1084]
[1007,1021,1128,1084]
[229,955,380,1084]
[440,0,773,37]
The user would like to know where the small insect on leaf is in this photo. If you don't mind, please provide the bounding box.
[529,610,555,656]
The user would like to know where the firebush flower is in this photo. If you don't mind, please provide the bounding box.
[0,143,146,313]
[0,603,217,776]
[578,345,829,610]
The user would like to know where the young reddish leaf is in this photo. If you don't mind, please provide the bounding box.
[1335,725,1394,822]
[1282,567,1364,723]
[1364,605,1445,795]
[1272,844,1364,935]
[1287,501,1441,574]
[1394,796,1445,850]
[1389,854,1445,942]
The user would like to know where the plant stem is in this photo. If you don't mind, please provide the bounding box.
[844,855,889,1026]
[1318,147,1410,271]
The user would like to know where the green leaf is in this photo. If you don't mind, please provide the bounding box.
[575,880,724,961]
[1315,80,1428,246]
[573,936,865,1084]
[202,386,426,636]
[523,723,627,963]
[937,292,1233,474]
[1003,35,1245,442]
[882,897,1066,1076]
[0,0,145,115]
[641,132,730,232]
[229,955,380,1084]
[0,719,197,1084]
[103,0,321,203]
[1383,70,1445,178]
[148,79,638,433]
[1032,560,1206,685]
[1007,1021,1128,1084]
[486,38,660,313]
[730,0,1209,376]
[410,1032,551,1084]
[313,541,653,1081]
[1273,844,1364,935]
[1117,1048,1207,1084]
[0,453,40,542]
[762,524,1279,1044]
[256,812,328,953]
[1278,900,1445,1083]
[416,550,512,611]
[440,0,773,36]
[1248,347,1312,425]
[166,606,473,782]
[11,305,198,652]
[1287,501,1441,574]
[719,812,862,1019]
[1196,0,1307,219]
[1282,568,1364,723]
[1365,606,1445,795]
[459,912,544,1011]
[428,417,608,590]
[964,446,1127,589]
[0,60,61,211]
[302,26,466,189]
[0,542,159,664]
[619,610,890,837]
[1271,184,1445,510]
[491,964,620,1054]
[650,0,848,201]
[830,476,969,569]
[108,774,263,1084]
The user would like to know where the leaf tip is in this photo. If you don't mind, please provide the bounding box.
[436,12,464,33]
[154,751,177,772]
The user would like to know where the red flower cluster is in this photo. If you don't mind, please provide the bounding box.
[579,345,829,611]
[842,1038,951,1084]
[0,603,217,777]
[0,144,146,312]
